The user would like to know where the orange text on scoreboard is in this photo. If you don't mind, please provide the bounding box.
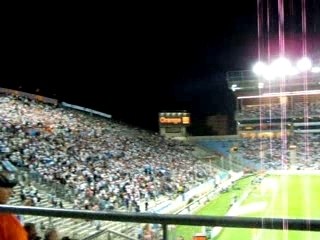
[159,116,190,125]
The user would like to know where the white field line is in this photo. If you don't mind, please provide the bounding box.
[211,187,265,238]
[228,202,267,216]
[252,177,279,240]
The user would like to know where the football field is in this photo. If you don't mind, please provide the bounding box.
[174,172,320,240]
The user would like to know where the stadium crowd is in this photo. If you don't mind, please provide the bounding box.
[234,134,320,170]
[237,101,320,119]
[7,92,320,238]
[0,95,213,214]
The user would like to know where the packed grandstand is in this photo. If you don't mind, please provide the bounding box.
[0,90,236,239]
[1,77,320,239]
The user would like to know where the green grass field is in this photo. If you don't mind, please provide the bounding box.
[173,172,320,240]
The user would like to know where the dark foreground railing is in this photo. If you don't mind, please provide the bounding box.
[1,205,320,239]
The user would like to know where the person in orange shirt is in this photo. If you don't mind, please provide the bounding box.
[0,172,28,240]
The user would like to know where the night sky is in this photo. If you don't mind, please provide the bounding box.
[1,2,319,132]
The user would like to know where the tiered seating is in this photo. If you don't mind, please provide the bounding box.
[9,182,101,239]
[8,177,169,239]
[0,94,225,238]
[197,140,237,157]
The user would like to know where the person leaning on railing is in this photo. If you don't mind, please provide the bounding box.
[0,172,28,240]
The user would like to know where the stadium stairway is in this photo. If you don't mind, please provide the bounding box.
[9,183,170,240]
[8,183,101,239]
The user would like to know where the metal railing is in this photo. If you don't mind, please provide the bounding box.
[1,205,320,240]
[226,70,256,82]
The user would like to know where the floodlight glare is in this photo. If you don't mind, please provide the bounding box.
[270,57,292,77]
[262,67,276,81]
[287,66,299,76]
[297,57,312,72]
[252,61,267,76]
[252,56,318,80]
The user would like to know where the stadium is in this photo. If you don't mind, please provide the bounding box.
[0,52,319,240]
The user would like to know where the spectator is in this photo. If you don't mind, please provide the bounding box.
[44,228,59,240]
[17,197,34,224]
[0,172,28,240]
[40,221,46,232]
[61,237,71,240]
[24,222,41,240]
[143,223,155,240]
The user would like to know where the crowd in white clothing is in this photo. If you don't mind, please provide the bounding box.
[0,95,215,212]
[237,101,320,119]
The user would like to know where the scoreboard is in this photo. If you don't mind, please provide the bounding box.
[158,112,190,138]
[158,112,191,126]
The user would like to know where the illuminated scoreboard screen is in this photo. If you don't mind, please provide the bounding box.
[158,112,191,126]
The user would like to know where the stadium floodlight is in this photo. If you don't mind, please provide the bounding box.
[262,67,276,81]
[252,61,267,76]
[270,57,292,77]
[252,56,318,80]
[297,57,312,72]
